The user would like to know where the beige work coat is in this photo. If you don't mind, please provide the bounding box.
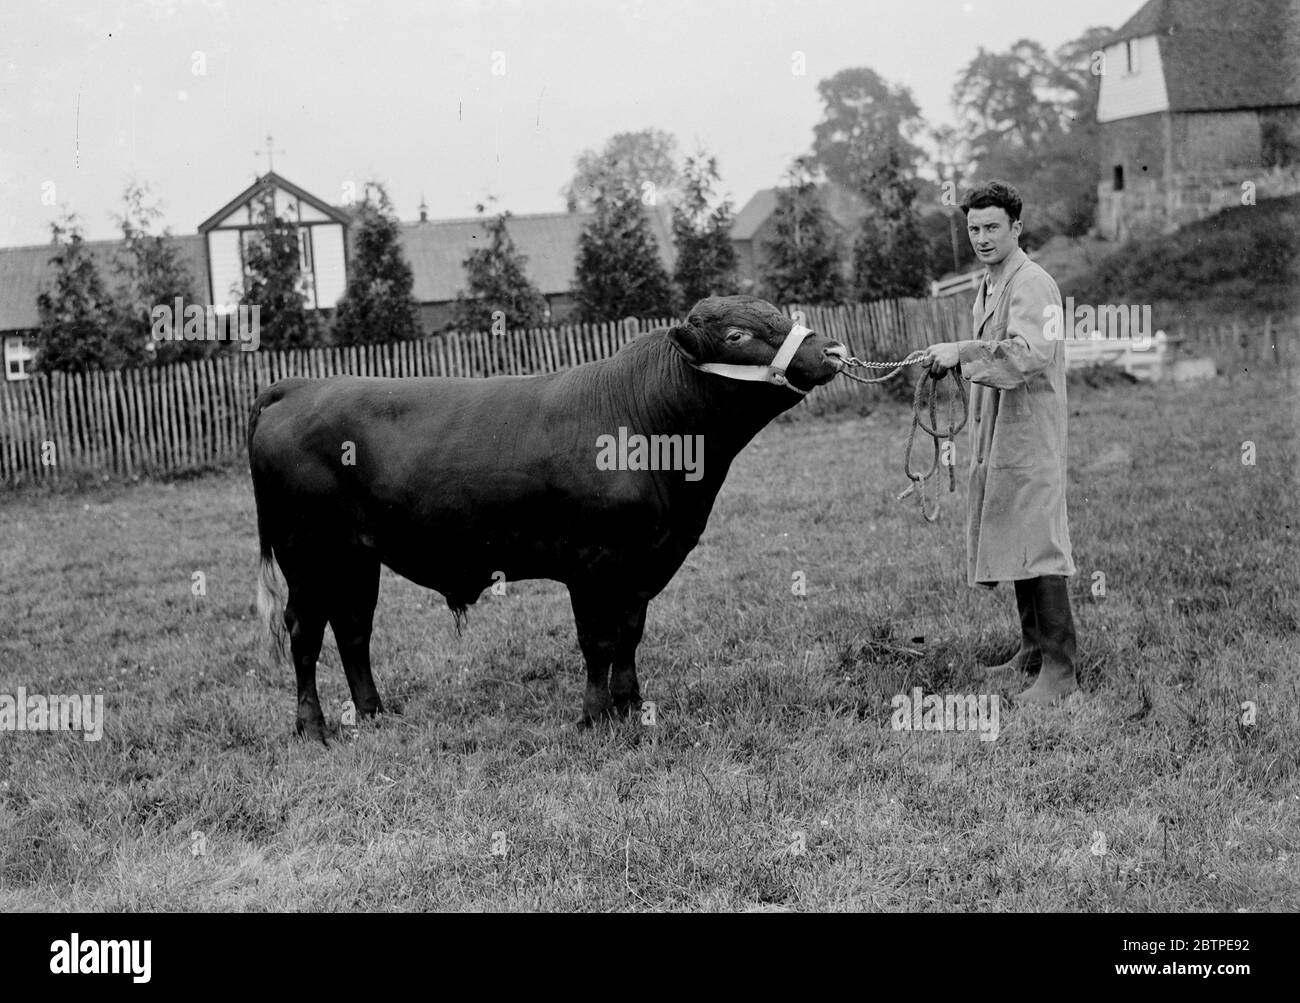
[955,247,1076,587]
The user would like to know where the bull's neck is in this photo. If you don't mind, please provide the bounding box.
[627,336,799,453]
[574,335,799,505]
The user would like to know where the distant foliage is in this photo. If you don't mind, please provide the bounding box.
[572,182,674,323]
[450,203,549,334]
[240,185,323,350]
[671,153,739,312]
[34,213,143,373]
[758,158,844,305]
[563,128,680,213]
[332,182,422,345]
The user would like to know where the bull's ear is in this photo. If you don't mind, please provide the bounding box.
[667,322,707,364]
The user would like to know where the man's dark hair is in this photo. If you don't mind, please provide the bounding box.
[959,180,1022,222]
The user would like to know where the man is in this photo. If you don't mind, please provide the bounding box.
[922,180,1078,705]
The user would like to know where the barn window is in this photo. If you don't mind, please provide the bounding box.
[1113,165,1125,191]
[1125,39,1140,74]
[4,335,35,381]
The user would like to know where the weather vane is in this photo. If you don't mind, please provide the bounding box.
[254,133,286,175]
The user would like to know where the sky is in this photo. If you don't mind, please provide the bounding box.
[0,0,1139,246]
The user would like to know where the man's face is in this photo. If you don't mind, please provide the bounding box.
[966,206,1022,267]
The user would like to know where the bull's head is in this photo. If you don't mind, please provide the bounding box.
[667,295,847,394]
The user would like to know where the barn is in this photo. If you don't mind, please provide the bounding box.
[1095,0,1300,241]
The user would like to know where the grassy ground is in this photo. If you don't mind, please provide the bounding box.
[1,368,1297,911]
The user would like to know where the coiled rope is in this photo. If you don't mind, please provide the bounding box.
[837,352,969,523]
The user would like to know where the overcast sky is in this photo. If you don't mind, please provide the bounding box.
[0,0,1139,246]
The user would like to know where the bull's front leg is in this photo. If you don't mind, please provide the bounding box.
[569,589,650,728]
[608,600,648,717]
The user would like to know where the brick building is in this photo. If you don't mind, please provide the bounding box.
[1096,0,1300,241]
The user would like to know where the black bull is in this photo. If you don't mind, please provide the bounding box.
[248,295,846,740]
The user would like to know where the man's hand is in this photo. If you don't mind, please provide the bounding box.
[922,342,962,377]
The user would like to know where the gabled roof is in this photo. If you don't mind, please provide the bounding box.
[399,206,676,302]
[731,189,780,240]
[731,183,870,241]
[0,235,209,333]
[1105,0,1300,111]
[197,171,352,233]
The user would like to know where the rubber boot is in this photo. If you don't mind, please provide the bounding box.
[1016,575,1079,705]
[982,578,1041,677]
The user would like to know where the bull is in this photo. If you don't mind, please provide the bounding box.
[248,295,845,741]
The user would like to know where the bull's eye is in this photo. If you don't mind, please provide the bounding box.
[724,328,749,344]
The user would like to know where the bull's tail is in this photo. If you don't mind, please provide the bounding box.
[256,548,288,664]
[249,389,288,664]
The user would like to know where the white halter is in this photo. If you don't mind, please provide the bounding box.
[690,324,815,395]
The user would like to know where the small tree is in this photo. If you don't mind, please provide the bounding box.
[331,182,422,345]
[34,213,142,372]
[450,202,549,334]
[572,181,673,323]
[758,158,844,306]
[240,184,323,350]
[112,182,204,365]
[671,153,739,311]
[851,151,932,301]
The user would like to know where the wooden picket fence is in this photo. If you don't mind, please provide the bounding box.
[0,296,972,486]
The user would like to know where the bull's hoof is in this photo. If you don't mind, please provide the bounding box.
[356,696,385,718]
[575,706,617,731]
[611,692,642,717]
[295,717,330,746]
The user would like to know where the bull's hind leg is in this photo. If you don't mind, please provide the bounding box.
[328,552,384,720]
[284,584,329,744]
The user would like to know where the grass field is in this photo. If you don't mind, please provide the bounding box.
[1,368,1297,911]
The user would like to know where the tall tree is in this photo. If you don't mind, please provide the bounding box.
[671,152,739,311]
[563,128,680,212]
[332,182,422,345]
[451,201,550,333]
[812,67,926,195]
[572,180,673,323]
[953,40,1070,161]
[34,213,141,372]
[813,67,930,300]
[952,29,1112,239]
[758,157,844,306]
[240,184,323,350]
[926,124,977,276]
[111,182,204,365]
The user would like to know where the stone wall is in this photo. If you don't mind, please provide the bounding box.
[1096,108,1300,241]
